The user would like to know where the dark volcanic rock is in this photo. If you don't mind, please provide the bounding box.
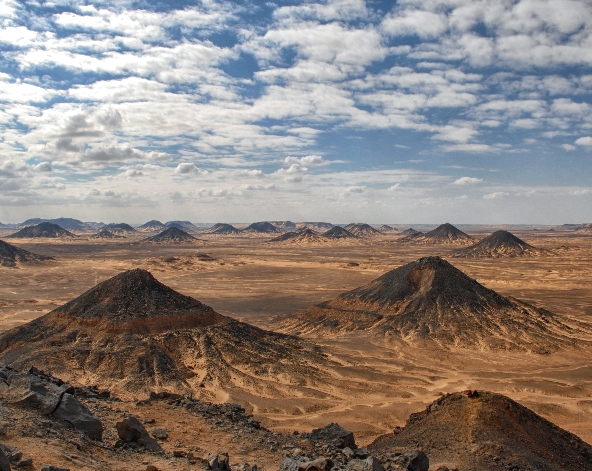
[8,222,75,239]
[322,227,357,239]
[242,222,279,233]
[344,457,384,471]
[116,416,162,452]
[310,423,356,449]
[91,230,124,239]
[453,230,546,258]
[204,223,241,235]
[142,227,199,243]
[53,393,103,440]
[138,220,166,231]
[270,229,327,244]
[284,256,587,351]
[369,391,592,471]
[0,239,53,267]
[0,443,12,471]
[378,225,398,233]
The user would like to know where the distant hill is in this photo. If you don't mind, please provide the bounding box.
[322,226,357,239]
[137,220,166,232]
[453,230,547,258]
[379,225,399,233]
[344,223,380,236]
[284,256,586,352]
[165,221,199,232]
[270,228,328,245]
[8,222,75,239]
[18,218,89,231]
[142,227,200,243]
[102,223,136,235]
[203,223,241,235]
[91,230,124,239]
[574,223,592,234]
[408,223,473,245]
[242,221,280,233]
[369,390,592,471]
[400,228,421,236]
[300,222,333,231]
[270,221,297,231]
[0,239,53,267]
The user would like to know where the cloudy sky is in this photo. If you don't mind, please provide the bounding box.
[1,0,592,224]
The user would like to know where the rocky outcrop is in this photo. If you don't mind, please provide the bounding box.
[115,416,162,452]
[0,366,103,440]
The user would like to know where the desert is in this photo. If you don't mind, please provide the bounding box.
[0,221,591,470]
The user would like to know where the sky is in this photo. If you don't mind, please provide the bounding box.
[1,0,592,224]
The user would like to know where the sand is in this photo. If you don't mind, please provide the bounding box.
[1,229,591,446]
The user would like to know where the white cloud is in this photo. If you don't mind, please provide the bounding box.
[453,176,483,185]
[33,162,52,172]
[575,136,592,146]
[483,192,510,200]
[175,163,207,175]
[284,155,325,165]
[345,185,365,193]
[561,144,576,151]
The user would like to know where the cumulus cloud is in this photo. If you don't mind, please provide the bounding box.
[33,162,52,172]
[453,176,483,185]
[575,136,592,146]
[561,144,576,151]
[284,155,325,165]
[483,192,510,200]
[175,163,207,175]
[346,185,365,193]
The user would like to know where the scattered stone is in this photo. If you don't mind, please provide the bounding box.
[204,452,231,471]
[53,393,103,441]
[115,416,162,452]
[345,457,384,471]
[391,451,429,471]
[15,456,33,468]
[310,423,356,449]
[40,465,70,471]
[151,428,168,439]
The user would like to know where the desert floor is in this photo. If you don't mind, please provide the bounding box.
[1,229,592,447]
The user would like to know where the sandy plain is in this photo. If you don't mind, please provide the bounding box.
[1,228,592,452]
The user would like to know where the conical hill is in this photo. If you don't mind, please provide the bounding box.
[369,390,592,471]
[322,226,357,239]
[453,230,546,258]
[142,227,199,243]
[0,269,327,398]
[9,222,75,239]
[283,256,586,352]
[0,239,53,267]
[413,223,473,245]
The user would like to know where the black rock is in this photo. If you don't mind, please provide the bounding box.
[391,450,429,471]
[53,393,103,441]
[115,416,162,452]
[310,423,356,449]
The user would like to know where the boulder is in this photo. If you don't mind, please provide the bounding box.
[6,371,71,415]
[0,444,10,471]
[391,451,429,471]
[279,457,333,471]
[53,393,103,441]
[310,423,356,449]
[41,465,71,471]
[204,453,231,471]
[115,416,162,452]
[150,428,168,439]
[345,457,384,471]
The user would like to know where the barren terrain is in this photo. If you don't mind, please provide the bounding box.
[1,227,592,453]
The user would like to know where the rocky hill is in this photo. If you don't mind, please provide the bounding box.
[242,222,280,233]
[165,221,199,232]
[283,256,587,352]
[369,390,592,471]
[91,230,124,239]
[270,229,328,245]
[0,269,328,398]
[574,223,592,234]
[344,223,380,237]
[137,220,166,231]
[322,226,358,239]
[204,223,241,234]
[379,225,398,233]
[142,227,200,244]
[0,239,53,267]
[453,230,547,258]
[8,222,75,239]
[412,223,474,245]
[102,223,136,235]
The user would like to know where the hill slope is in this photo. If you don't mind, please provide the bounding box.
[369,391,592,471]
[322,226,357,239]
[270,229,328,245]
[0,269,328,399]
[283,256,586,352]
[142,227,200,243]
[413,223,474,245]
[453,230,547,258]
[0,239,53,267]
[137,220,166,231]
[102,223,136,235]
[242,222,280,233]
[8,222,75,239]
[204,223,241,234]
[344,223,380,236]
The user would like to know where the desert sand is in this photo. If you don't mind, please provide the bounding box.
[0,227,591,454]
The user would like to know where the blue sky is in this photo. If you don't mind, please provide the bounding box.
[1,0,592,224]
